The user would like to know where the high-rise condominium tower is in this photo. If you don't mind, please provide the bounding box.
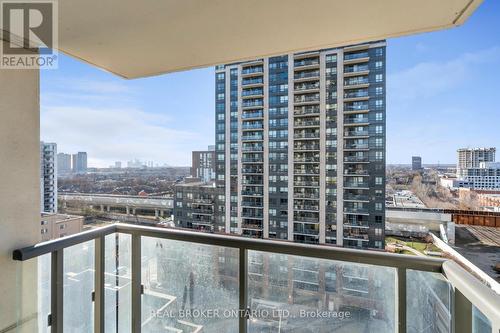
[57,153,72,174]
[214,41,386,249]
[40,142,58,213]
[72,152,88,173]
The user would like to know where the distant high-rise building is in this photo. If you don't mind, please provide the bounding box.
[57,153,72,174]
[212,41,387,249]
[115,161,122,168]
[191,147,215,182]
[127,159,144,168]
[457,147,495,177]
[412,156,422,171]
[40,142,57,213]
[72,152,87,173]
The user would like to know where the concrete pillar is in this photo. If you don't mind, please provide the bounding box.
[132,208,136,215]
[126,206,130,215]
[107,205,110,212]
[0,43,40,332]
[155,209,159,218]
[100,204,104,212]
[160,210,164,217]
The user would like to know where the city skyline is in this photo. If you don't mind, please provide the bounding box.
[40,1,500,167]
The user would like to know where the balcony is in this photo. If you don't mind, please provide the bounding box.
[293,192,320,200]
[344,194,370,202]
[294,94,320,105]
[241,144,263,152]
[344,206,369,215]
[242,99,263,109]
[294,70,320,80]
[344,180,370,187]
[294,82,320,92]
[242,111,263,119]
[11,221,499,333]
[294,58,320,68]
[344,130,369,138]
[294,105,320,116]
[294,119,320,128]
[344,156,370,163]
[241,66,263,77]
[241,122,263,130]
[344,77,369,89]
[241,89,263,98]
[241,134,263,142]
[344,117,369,125]
[242,77,264,86]
[294,132,320,139]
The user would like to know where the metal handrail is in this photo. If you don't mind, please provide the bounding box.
[11,223,500,333]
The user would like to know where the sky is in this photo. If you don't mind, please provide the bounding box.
[41,0,500,167]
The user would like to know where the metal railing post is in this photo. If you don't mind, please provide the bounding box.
[239,248,248,333]
[454,289,472,333]
[397,267,406,333]
[131,234,142,332]
[51,249,63,333]
[94,236,105,333]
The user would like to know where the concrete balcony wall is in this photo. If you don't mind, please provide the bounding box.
[0,40,40,332]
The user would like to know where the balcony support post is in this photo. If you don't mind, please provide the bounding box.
[51,250,64,333]
[131,234,142,332]
[397,267,406,333]
[453,289,472,333]
[94,236,105,333]
[239,248,248,333]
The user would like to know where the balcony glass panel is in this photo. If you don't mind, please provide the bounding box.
[105,233,132,332]
[407,270,451,333]
[64,240,95,332]
[141,237,239,332]
[38,254,51,333]
[473,305,492,333]
[247,251,395,332]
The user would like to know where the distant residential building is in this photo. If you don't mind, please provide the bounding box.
[173,181,222,232]
[191,147,215,182]
[460,162,500,190]
[72,152,88,173]
[457,147,495,177]
[114,161,122,168]
[57,153,72,174]
[127,159,144,168]
[412,156,422,171]
[40,213,83,241]
[40,142,57,213]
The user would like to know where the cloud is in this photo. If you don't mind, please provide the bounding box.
[41,105,201,167]
[388,46,500,104]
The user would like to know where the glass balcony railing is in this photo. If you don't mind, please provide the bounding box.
[294,59,319,67]
[12,224,500,333]
[344,78,369,86]
[241,67,263,75]
[344,52,369,61]
[242,111,263,119]
[242,77,263,86]
[344,117,369,124]
[294,105,320,116]
[294,71,319,80]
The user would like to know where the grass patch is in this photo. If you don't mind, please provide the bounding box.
[385,236,441,254]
